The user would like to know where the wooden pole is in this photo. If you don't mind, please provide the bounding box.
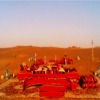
[92,40,94,62]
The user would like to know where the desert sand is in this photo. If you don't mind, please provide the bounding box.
[0,46,100,77]
[0,46,100,100]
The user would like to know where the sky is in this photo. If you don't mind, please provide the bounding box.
[0,1,100,48]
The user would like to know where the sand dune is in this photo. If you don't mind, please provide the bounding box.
[0,46,100,80]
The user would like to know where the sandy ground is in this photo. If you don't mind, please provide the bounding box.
[0,78,100,100]
[0,46,100,100]
[0,46,100,76]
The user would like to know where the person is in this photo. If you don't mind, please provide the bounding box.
[77,56,80,61]
[64,53,67,64]
[97,66,100,77]
[95,66,100,77]
[12,73,16,78]
[94,66,100,84]
[20,64,24,71]
[4,69,10,80]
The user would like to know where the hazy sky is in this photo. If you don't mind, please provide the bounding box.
[0,1,100,48]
